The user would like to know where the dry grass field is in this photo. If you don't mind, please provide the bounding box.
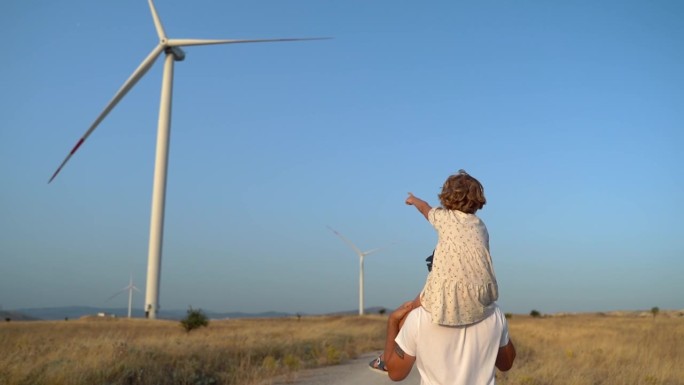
[0,314,386,385]
[1,311,682,385]
[498,312,684,385]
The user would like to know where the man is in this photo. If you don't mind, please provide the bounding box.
[383,301,516,384]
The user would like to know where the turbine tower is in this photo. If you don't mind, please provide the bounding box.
[327,226,387,316]
[107,274,142,318]
[49,0,327,319]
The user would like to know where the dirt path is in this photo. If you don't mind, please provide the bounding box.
[270,351,420,385]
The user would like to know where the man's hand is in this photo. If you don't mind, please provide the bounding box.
[495,339,516,371]
[390,300,416,324]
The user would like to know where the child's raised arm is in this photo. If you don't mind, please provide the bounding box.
[406,192,432,220]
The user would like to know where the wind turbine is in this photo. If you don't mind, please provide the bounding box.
[48,0,328,319]
[327,226,388,316]
[107,274,142,318]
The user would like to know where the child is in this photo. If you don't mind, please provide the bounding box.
[369,169,499,372]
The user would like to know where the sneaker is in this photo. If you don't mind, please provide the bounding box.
[368,356,388,373]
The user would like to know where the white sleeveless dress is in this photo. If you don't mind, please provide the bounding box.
[420,207,499,326]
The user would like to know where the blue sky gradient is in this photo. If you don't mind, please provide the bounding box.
[1,0,682,315]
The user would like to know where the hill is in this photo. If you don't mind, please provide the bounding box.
[0,310,40,321]
[10,306,295,321]
[8,306,390,321]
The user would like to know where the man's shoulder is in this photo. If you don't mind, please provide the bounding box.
[406,304,506,331]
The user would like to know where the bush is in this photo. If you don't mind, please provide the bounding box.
[530,310,542,318]
[180,307,209,333]
[283,353,301,371]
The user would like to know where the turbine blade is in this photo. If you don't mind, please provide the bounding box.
[48,45,165,183]
[132,286,142,293]
[364,241,396,256]
[167,37,331,47]
[106,289,127,302]
[148,0,167,40]
[363,247,385,256]
[363,247,385,255]
[327,226,364,256]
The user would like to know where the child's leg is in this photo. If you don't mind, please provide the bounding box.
[370,294,422,372]
[412,293,422,307]
[401,294,421,328]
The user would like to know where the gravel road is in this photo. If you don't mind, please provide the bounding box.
[270,351,421,385]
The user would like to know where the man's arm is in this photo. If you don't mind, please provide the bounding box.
[383,301,417,381]
[495,339,516,372]
[405,193,432,220]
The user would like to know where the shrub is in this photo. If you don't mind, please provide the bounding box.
[651,307,659,319]
[505,313,513,319]
[325,345,342,365]
[180,307,209,333]
[261,355,279,375]
[530,310,542,318]
[283,354,301,371]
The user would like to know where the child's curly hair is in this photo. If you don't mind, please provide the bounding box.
[438,169,486,214]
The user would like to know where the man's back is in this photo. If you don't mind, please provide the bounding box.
[395,305,509,385]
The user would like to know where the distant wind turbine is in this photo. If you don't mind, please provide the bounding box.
[327,226,389,316]
[107,275,142,318]
[48,0,328,319]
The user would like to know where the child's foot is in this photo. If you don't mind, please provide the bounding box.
[368,355,388,373]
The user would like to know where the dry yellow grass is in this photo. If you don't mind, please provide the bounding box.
[497,313,684,385]
[1,312,682,385]
[0,315,386,385]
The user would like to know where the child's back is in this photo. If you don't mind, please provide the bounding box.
[406,169,498,326]
[421,207,498,326]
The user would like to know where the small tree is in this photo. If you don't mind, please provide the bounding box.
[378,308,386,315]
[530,310,541,318]
[651,306,660,319]
[180,307,209,333]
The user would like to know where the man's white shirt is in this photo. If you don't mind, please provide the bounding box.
[395,304,509,385]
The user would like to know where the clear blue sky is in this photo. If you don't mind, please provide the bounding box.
[1,0,682,315]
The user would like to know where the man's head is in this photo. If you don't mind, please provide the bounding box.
[438,169,486,214]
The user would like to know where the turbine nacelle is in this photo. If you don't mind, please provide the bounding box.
[165,46,185,61]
